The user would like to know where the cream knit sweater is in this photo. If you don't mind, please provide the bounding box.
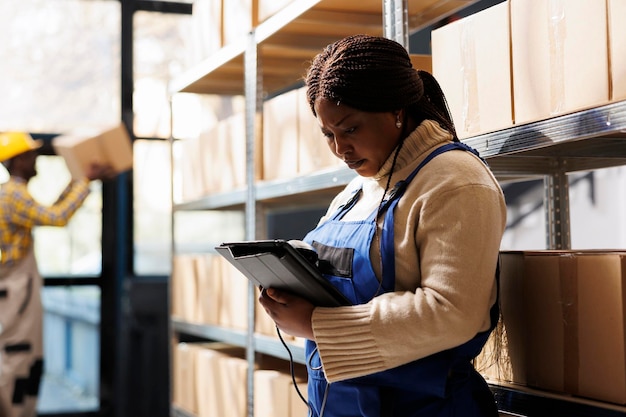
[311,120,507,383]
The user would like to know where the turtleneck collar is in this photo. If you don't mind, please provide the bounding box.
[373,120,453,181]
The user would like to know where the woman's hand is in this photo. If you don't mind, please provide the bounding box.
[258,287,315,340]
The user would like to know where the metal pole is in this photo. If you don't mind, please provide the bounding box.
[383,0,409,49]
[244,29,261,417]
[544,162,571,249]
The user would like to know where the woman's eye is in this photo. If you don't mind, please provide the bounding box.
[322,131,334,139]
[345,127,356,134]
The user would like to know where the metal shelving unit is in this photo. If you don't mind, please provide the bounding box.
[169,1,626,416]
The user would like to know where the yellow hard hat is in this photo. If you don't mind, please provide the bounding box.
[0,132,43,162]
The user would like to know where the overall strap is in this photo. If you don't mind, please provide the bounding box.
[379,142,483,285]
[329,187,363,221]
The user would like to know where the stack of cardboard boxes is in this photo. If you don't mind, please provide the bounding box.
[432,0,626,139]
[173,342,307,417]
[477,251,626,405]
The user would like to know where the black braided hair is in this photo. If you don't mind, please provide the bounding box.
[305,34,459,141]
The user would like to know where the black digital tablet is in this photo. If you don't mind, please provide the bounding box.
[215,239,351,307]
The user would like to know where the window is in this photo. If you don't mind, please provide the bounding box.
[0,0,119,414]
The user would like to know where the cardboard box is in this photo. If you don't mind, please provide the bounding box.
[431,1,513,139]
[255,285,279,337]
[53,123,133,180]
[409,54,432,74]
[171,255,198,322]
[203,113,260,192]
[482,251,626,405]
[254,370,292,417]
[173,343,199,414]
[223,0,253,46]
[257,0,294,23]
[296,87,342,175]
[290,380,309,417]
[609,0,626,101]
[263,89,299,180]
[475,252,527,385]
[218,355,249,417]
[189,0,222,65]
[195,344,246,417]
[218,256,249,330]
[195,255,222,325]
[510,0,609,124]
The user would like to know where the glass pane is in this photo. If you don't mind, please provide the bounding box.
[39,286,100,414]
[570,167,626,248]
[0,1,118,415]
[133,10,192,139]
[133,140,172,274]
[500,179,546,250]
[29,156,103,276]
[0,0,120,132]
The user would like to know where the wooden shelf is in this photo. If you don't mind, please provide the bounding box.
[170,0,479,96]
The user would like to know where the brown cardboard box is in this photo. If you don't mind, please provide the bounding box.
[263,89,299,180]
[218,256,249,330]
[255,286,279,337]
[195,344,246,417]
[431,1,512,139]
[609,0,626,101]
[178,135,206,200]
[223,0,253,46]
[218,355,249,417]
[484,251,626,405]
[510,0,609,124]
[171,255,198,322]
[173,343,199,415]
[253,370,292,417]
[475,252,527,385]
[290,380,309,417]
[53,123,133,180]
[576,253,626,403]
[409,54,432,74]
[257,0,294,23]
[296,87,342,175]
[205,112,260,192]
[198,124,222,194]
[189,0,223,65]
[195,255,221,325]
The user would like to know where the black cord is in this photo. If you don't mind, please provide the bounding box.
[275,325,309,407]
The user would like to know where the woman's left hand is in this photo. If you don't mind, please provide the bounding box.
[258,287,315,339]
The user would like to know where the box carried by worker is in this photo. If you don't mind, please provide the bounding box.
[52,123,133,180]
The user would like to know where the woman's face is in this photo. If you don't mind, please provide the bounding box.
[314,98,403,177]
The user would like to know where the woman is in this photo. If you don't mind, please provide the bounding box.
[259,34,506,417]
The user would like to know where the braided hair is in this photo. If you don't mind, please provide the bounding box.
[305,34,459,141]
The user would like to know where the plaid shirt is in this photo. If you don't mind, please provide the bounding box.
[0,176,90,266]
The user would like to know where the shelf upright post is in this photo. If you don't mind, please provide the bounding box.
[544,162,571,249]
[244,28,262,417]
[383,0,409,48]
[167,92,176,417]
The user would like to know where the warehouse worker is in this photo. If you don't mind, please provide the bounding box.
[0,131,114,417]
[259,35,506,416]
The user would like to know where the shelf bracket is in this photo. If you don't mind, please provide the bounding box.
[544,162,571,250]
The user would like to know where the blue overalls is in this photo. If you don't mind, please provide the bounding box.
[302,143,500,417]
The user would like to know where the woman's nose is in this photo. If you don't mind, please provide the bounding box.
[332,135,350,157]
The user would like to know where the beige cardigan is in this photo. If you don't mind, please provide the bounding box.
[311,120,507,383]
